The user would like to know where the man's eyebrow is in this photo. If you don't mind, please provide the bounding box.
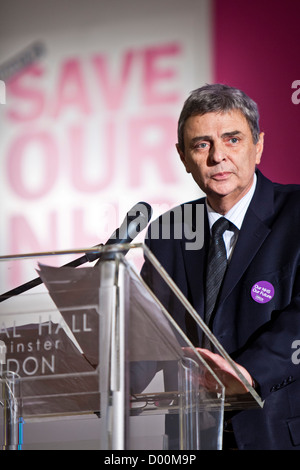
[189,130,244,144]
[189,135,212,144]
[221,130,244,138]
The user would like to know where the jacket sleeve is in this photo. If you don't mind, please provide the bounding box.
[233,285,300,400]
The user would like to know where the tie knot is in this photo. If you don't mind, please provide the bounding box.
[211,217,230,237]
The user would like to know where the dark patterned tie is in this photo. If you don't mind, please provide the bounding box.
[205,217,230,331]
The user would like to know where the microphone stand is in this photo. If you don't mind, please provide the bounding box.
[0,201,152,303]
[0,245,103,303]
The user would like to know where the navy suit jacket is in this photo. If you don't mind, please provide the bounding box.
[142,169,300,450]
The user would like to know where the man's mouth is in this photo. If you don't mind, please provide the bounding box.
[211,172,232,180]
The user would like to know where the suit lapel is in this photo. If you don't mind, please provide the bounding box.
[218,170,274,307]
[181,201,209,320]
[218,209,271,305]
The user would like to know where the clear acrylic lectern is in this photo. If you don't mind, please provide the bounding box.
[0,244,263,450]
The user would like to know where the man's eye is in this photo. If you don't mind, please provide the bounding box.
[229,137,239,144]
[196,142,208,149]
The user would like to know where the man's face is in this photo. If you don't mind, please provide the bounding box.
[177,109,264,214]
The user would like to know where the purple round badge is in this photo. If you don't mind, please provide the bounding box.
[251,281,274,304]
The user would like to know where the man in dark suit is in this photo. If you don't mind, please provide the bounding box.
[141,84,300,449]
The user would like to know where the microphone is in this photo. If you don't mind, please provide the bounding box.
[0,202,152,302]
[88,201,152,262]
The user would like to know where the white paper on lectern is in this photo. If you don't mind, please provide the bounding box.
[128,275,184,361]
[37,263,184,364]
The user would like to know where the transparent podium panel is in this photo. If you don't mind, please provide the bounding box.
[141,245,263,412]
[0,244,262,450]
[0,251,103,450]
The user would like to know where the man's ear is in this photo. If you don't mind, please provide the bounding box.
[176,143,191,173]
[255,132,264,165]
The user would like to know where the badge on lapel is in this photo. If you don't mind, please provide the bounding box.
[251,280,274,304]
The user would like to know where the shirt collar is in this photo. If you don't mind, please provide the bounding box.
[206,172,257,231]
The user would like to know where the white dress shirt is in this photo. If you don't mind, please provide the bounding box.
[206,173,257,261]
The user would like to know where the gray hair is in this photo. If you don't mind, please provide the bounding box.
[177,84,260,151]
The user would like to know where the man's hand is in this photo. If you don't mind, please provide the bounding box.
[183,348,253,396]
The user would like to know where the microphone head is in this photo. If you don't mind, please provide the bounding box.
[127,201,153,226]
[105,201,153,246]
[124,202,153,241]
[87,201,153,262]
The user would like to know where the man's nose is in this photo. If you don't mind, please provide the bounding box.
[209,142,226,163]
